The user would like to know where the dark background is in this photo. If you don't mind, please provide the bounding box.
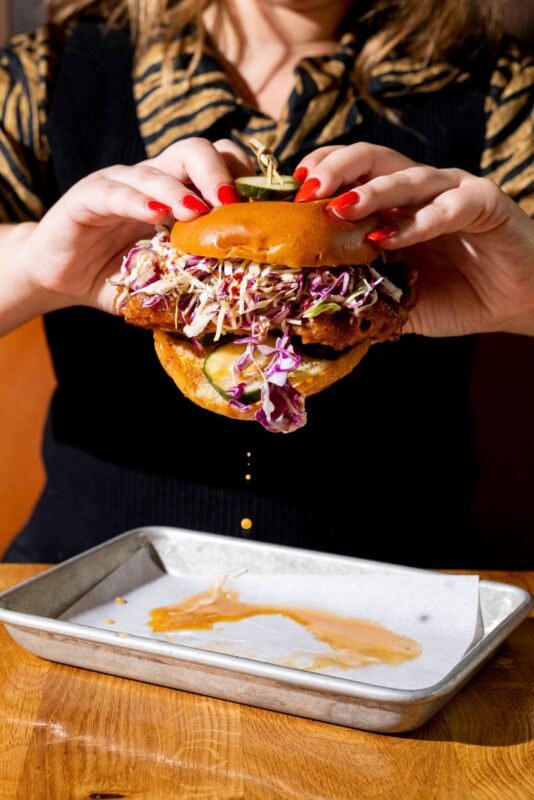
[13,2,44,32]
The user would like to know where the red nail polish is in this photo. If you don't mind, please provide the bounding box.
[147,200,171,214]
[293,166,308,184]
[326,191,360,211]
[295,177,321,203]
[217,184,240,205]
[365,226,398,243]
[181,195,210,214]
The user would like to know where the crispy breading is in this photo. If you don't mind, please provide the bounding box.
[120,265,417,349]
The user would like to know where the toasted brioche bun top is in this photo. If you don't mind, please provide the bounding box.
[170,198,381,268]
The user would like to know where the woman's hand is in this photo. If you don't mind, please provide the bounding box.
[3,137,253,334]
[293,144,534,337]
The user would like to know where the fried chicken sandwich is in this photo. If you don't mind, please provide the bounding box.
[114,199,416,432]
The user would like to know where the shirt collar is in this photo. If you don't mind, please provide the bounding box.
[133,20,463,166]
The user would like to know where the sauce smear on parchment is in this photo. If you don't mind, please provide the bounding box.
[148,581,421,671]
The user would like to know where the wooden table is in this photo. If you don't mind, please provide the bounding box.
[0,566,533,799]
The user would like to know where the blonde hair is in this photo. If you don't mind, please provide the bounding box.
[47,1,502,116]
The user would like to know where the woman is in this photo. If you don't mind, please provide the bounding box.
[1,0,533,565]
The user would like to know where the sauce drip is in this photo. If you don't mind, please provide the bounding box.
[148,581,421,672]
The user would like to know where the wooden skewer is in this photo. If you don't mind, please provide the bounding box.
[248,138,283,187]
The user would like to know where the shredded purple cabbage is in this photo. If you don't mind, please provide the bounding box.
[113,227,403,433]
[255,380,307,433]
[121,244,152,275]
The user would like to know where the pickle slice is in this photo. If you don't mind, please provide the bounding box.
[204,338,276,404]
[235,175,301,201]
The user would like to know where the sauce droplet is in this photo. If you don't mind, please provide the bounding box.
[103,618,115,625]
[114,596,127,605]
[241,517,253,530]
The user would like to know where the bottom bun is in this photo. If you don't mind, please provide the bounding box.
[153,329,372,421]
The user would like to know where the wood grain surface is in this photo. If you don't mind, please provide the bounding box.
[0,565,533,799]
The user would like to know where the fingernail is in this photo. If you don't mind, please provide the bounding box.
[181,195,210,214]
[326,190,360,211]
[217,184,240,205]
[295,177,321,203]
[365,225,398,243]
[147,200,171,214]
[293,166,308,184]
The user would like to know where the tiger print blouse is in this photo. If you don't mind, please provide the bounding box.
[0,22,533,223]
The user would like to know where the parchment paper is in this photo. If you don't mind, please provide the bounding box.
[60,548,482,690]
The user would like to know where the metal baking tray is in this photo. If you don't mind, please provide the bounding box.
[0,526,531,733]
